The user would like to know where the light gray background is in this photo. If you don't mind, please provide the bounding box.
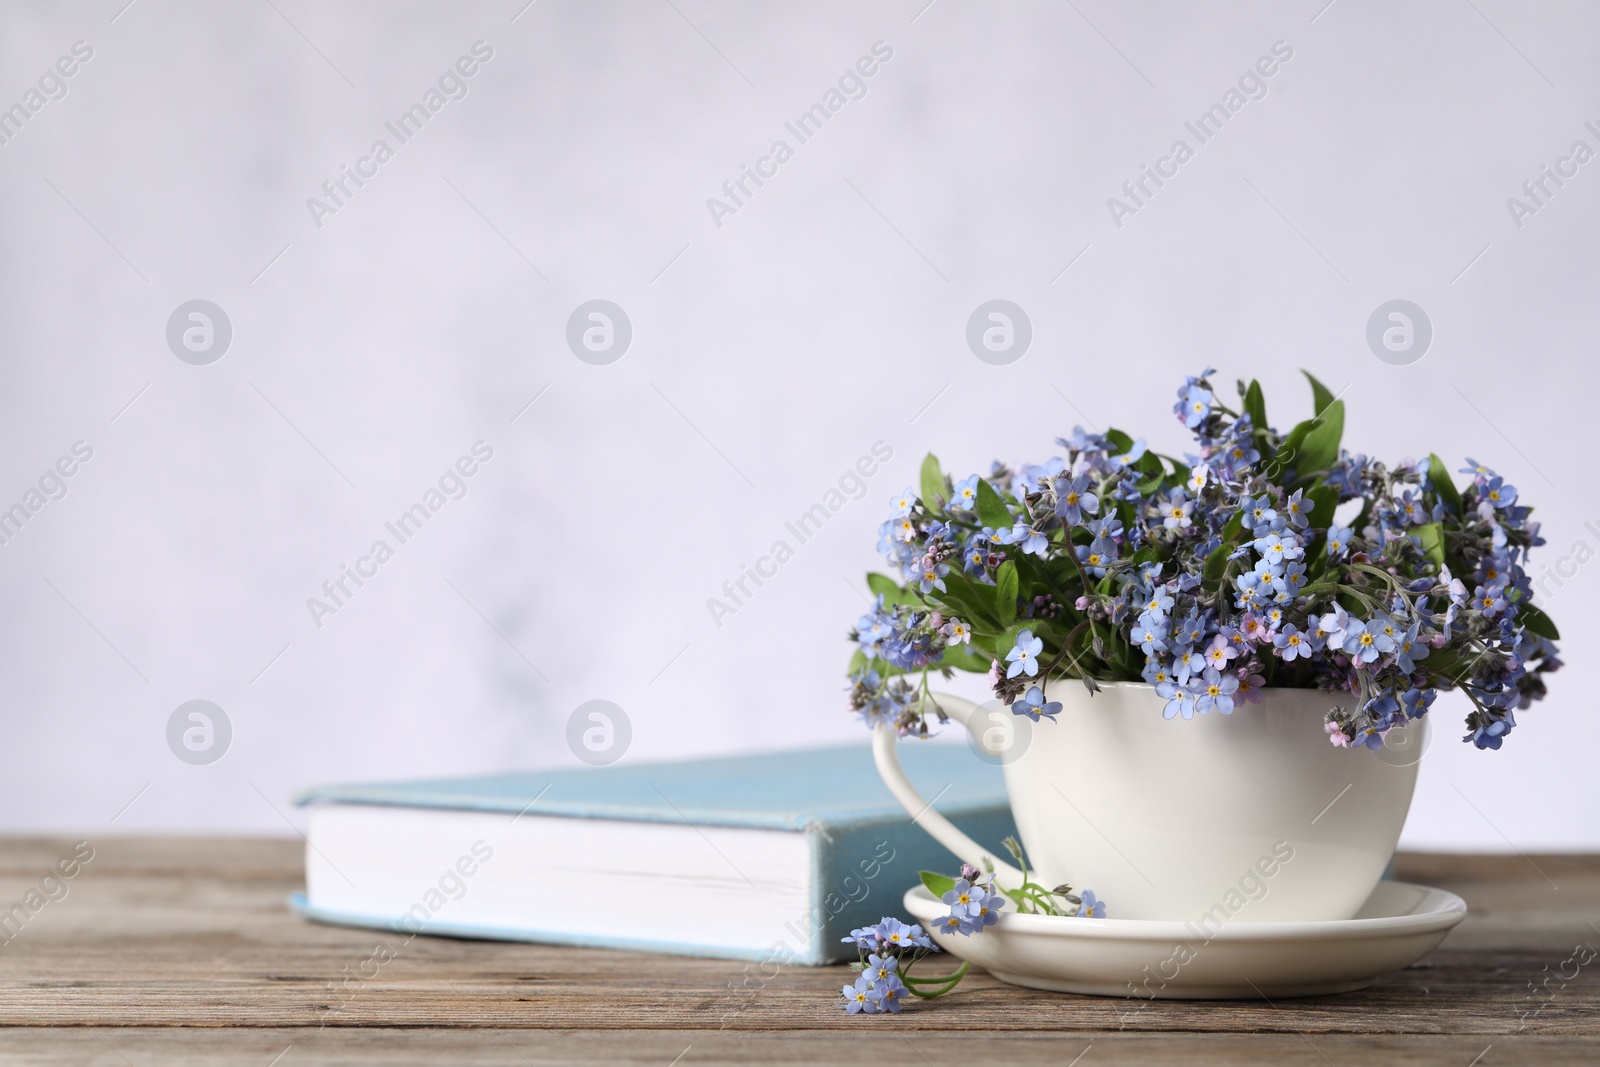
[1,1,1595,851]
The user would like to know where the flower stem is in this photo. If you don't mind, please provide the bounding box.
[900,961,970,998]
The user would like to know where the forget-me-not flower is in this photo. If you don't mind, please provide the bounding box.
[1005,629,1044,678]
[1011,685,1062,721]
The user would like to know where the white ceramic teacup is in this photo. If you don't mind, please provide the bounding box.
[873,680,1423,923]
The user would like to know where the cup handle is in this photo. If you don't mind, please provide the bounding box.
[872,691,1026,890]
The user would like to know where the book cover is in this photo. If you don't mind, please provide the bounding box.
[292,743,1016,963]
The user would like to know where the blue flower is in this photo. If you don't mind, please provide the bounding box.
[940,618,973,646]
[1180,384,1213,428]
[842,973,877,1014]
[876,917,932,950]
[1469,712,1515,750]
[1078,889,1106,918]
[966,888,1004,930]
[1395,488,1426,526]
[1370,612,1404,651]
[1234,571,1267,610]
[1325,525,1355,557]
[1159,488,1194,530]
[942,879,1005,934]
[1005,629,1043,678]
[1158,678,1196,720]
[1086,514,1124,539]
[865,953,899,984]
[1013,524,1049,557]
[1242,495,1278,532]
[854,604,895,660]
[1237,612,1269,644]
[1131,613,1168,655]
[1011,685,1062,721]
[934,883,972,915]
[889,513,918,543]
[1077,540,1115,577]
[841,924,885,949]
[1281,560,1308,597]
[867,973,907,1013]
[1172,610,1207,651]
[941,879,981,912]
[1110,437,1148,467]
[1401,687,1436,719]
[1283,489,1310,529]
[1342,618,1393,663]
[916,562,949,595]
[1202,635,1238,671]
[1173,649,1206,683]
[889,487,917,517]
[1317,605,1351,645]
[950,474,980,511]
[1273,623,1310,661]
[1253,531,1303,567]
[1481,476,1517,510]
[1194,668,1239,715]
[1139,586,1176,620]
[1054,472,1100,525]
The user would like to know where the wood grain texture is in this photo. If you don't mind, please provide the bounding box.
[0,838,1596,1065]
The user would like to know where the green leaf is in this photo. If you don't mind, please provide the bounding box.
[996,622,1030,665]
[995,560,1019,624]
[1244,379,1268,436]
[1303,370,1336,416]
[1414,522,1446,569]
[976,478,1011,530]
[865,572,900,598]
[969,632,1002,658]
[1203,539,1235,582]
[938,644,994,673]
[1296,399,1344,475]
[920,453,945,511]
[934,573,1001,631]
[847,649,867,674]
[1104,428,1134,455]
[1306,484,1338,530]
[1428,453,1462,514]
[1518,602,1561,640]
[920,871,956,897]
[1277,418,1314,456]
[865,571,918,607]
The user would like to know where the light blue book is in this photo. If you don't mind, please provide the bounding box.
[290,744,1014,964]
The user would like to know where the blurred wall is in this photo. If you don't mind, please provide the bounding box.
[0,0,1595,850]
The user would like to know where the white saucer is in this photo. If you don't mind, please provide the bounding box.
[902,880,1466,999]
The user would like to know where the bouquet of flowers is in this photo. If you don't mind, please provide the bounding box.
[847,370,1560,752]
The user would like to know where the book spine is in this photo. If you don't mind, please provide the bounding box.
[813,809,1018,964]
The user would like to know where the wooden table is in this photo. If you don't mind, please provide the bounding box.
[1,839,1596,1065]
